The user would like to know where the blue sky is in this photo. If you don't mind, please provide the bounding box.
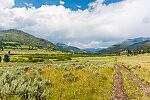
[15,0,122,10]
[104,0,123,5]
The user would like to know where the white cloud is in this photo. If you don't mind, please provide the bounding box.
[77,5,81,9]
[0,0,150,48]
[60,0,65,5]
[24,2,33,8]
[67,41,109,49]
[0,0,14,9]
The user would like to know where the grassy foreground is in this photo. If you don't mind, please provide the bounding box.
[0,55,115,100]
[0,50,150,99]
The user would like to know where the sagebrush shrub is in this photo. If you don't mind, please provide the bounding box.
[0,56,2,62]
[63,72,78,82]
[3,54,10,62]
[0,67,51,99]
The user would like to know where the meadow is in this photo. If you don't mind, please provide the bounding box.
[0,50,150,100]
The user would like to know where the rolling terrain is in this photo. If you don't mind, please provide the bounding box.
[0,29,84,53]
[55,43,86,53]
[0,30,150,100]
[83,48,104,53]
[99,37,150,54]
[0,29,55,50]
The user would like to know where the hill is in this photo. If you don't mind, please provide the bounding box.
[83,48,104,53]
[0,29,55,50]
[99,37,150,54]
[55,43,86,53]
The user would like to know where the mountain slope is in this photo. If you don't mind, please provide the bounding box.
[0,29,55,50]
[83,48,104,53]
[99,37,150,54]
[55,43,86,53]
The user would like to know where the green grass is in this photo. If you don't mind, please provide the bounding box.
[0,56,115,100]
[118,55,150,85]
[40,61,115,100]
[121,70,149,100]
[129,65,150,85]
[0,49,65,55]
[0,52,150,99]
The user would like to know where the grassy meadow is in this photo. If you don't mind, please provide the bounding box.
[0,50,150,99]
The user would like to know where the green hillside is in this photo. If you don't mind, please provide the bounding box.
[99,37,150,54]
[55,43,86,53]
[0,29,55,50]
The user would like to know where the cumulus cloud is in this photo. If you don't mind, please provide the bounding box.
[0,0,14,9]
[77,5,81,9]
[67,41,111,49]
[60,0,65,5]
[24,2,33,8]
[0,0,150,48]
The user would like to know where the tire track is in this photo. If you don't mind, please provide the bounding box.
[122,66,150,98]
[111,67,128,100]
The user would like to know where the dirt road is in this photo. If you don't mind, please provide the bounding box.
[111,67,128,100]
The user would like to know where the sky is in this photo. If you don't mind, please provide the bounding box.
[14,0,122,10]
[0,0,150,48]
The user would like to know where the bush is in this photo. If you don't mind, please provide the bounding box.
[11,57,27,62]
[3,54,10,62]
[0,68,51,99]
[30,58,44,62]
[63,72,78,82]
[75,65,85,70]
[28,57,33,61]
[56,56,71,61]
[0,56,1,62]
[28,57,44,62]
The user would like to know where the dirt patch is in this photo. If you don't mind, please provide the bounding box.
[111,67,128,100]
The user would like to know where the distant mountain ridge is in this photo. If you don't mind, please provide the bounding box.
[3,29,150,54]
[55,43,86,53]
[83,48,104,53]
[99,37,150,54]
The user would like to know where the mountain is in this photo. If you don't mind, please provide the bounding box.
[0,29,87,53]
[55,43,86,53]
[83,48,104,53]
[0,29,55,50]
[99,37,150,54]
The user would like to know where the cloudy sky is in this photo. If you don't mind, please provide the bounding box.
[0,0,150,48]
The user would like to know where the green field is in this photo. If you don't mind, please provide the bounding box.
[0,50,150,100]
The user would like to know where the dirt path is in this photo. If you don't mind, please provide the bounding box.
[111,67,128,100]
[122,66,150,98]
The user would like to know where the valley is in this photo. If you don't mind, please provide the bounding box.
[0,0,149,99]
[0,48,150,99]
[0,30,150,100]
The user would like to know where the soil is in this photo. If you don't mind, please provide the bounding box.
[111,67,128,100]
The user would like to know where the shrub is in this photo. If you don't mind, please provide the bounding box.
[63,72,78,82]
[75,65,85,70]
[93,70,100,76]
[38,69,44,75]
[0,56,1,62]
[102,76,107,80]
[11,57,27,62]
[56,56,72,61]
[28,57,44,62]
[3,54,10,62]
[28,57,33,61]
[31,58,44,62]
[0,67,51,99]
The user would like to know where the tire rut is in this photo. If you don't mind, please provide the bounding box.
[122,66,150,98]
[111,67,128,100]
